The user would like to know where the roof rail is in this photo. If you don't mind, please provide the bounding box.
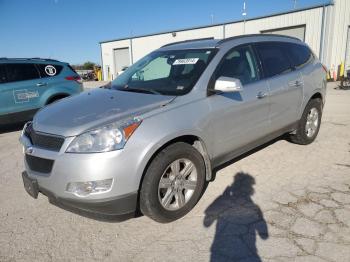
[30,57,60,62]
[161,37,214,48]
[216,34,301,46]
[0,57,60,62]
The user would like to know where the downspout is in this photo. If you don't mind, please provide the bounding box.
[319,4,327,62]
[222,24,226,39]
[99,43,104,81]
[129,38,134,65]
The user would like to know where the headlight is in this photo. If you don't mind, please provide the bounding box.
[66,119,141,153]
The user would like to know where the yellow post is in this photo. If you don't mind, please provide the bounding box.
[340,61,345,77]
[97,69,102,81]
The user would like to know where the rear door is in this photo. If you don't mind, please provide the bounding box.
[255,42,303,131]
[35,63,64,92]
[2,63,42,114]
[207,44,270,161]
[286,42,317,112]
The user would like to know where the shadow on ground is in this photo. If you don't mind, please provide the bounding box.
[204,172,268,262]
[0,122,25,135]
[335,83,350,90]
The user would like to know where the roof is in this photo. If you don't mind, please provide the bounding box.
[160,34,301,50]
[158,34,302,50]
[159,38,220,50]
[100,2,333,44]
[0,57,62,63]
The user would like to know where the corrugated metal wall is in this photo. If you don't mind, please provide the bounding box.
[101,39,130,80]
[328,0,350,74]
[131,26,224,62]
[224,7,323,55]
[101,1,350,80]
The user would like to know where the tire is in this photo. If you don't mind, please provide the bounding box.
[289,98,323,145]
[140,142,206,223]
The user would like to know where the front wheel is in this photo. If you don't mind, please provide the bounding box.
[140,142,206,223]
[289,98,323,145]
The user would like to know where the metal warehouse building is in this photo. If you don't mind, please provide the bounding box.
[100,0,350,81]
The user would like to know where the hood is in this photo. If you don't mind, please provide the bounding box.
[33,88,174,137]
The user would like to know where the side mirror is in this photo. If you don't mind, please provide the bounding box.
[214,76,243,93]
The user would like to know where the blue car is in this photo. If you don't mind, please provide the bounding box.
[0,58,83,125]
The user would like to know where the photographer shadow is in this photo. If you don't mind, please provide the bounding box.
[204,172,268,262]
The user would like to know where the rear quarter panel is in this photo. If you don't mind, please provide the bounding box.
[38,64,83,106]
[299,60,327,118]
[38,81,83,106]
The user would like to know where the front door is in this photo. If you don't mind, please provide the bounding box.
[1,63,42,115]
[207,45,270,162]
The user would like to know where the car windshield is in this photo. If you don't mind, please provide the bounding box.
[111,48,217,96]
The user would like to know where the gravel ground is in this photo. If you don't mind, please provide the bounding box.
[83,81,109,89]
[0,82,349,262]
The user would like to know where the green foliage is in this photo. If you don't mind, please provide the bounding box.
[82,61,96,70]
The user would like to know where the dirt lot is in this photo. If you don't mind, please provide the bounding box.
[82,81,109,89]
[0,82,349,262]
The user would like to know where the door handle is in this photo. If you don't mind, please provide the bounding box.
[289,80,303,87]
[36,82,47,87]
[256,91,268,99]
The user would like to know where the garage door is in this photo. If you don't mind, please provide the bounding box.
[345,26,350,75]
[261,25,306,41]
[113,48,130,77]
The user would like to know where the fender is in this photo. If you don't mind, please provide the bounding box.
[45,92,70,105]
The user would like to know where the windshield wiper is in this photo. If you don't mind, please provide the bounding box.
[121,86,162,95]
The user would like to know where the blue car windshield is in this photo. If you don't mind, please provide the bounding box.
[111,49,217,96]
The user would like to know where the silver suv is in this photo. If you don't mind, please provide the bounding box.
[20,35,326,223]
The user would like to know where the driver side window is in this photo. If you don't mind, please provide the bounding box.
[216,45,260,85]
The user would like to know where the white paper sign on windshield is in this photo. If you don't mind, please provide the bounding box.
[173,58,199,65]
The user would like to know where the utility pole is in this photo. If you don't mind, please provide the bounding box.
[293,0,297,9]
[242,1,247,34]
[210,14,214,24]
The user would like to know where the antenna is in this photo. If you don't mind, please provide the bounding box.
[210,14,214,24]
[242,1,247,34]
[242,1,247,16]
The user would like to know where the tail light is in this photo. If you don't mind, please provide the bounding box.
[65,75,82,84]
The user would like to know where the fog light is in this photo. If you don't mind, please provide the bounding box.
[66,178,113,197]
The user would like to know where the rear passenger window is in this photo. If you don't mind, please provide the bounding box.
[216,45,260,85]
[0,65,7,83]
[36,64,63,78]
[6,63,40,82]
[256,42,292,78]
[287,43,313,69]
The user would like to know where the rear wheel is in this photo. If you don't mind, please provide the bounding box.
[289,98,322,145]
[140,142,206,223]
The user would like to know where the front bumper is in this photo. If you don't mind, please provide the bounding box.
[19,124,146,220]
[22,171,137,220]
